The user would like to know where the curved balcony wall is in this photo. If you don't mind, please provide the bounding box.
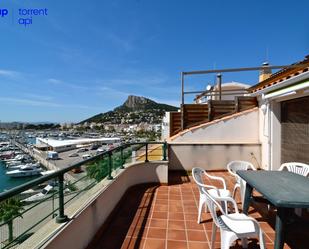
[19,161,168,249]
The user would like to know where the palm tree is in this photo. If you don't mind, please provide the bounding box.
[0,197,24,243]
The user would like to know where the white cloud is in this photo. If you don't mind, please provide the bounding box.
[47,78,89,90]
[0,97,93,109]
[0,97,62,108]
[47,78,62,85]
[0,69,20,78]
[24,93,54,101]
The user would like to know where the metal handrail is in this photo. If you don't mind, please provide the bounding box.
[0,141,168,249]
[0,141,166,202]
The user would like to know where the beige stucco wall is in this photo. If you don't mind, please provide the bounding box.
[167,109,261,170]
[172,109,259,143]
[168,143,261,170]
[20,161,168,249]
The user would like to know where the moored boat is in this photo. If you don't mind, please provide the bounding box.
[8,162,40,170]
[22,185,53,202]
[6,165,42,178]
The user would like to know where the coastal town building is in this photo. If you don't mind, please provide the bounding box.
[35,137,121,152]
[165,55,309,171]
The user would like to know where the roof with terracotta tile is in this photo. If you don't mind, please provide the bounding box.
[250,55,309,93]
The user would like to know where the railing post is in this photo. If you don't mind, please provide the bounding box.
[120,146,125,169]
[107,151,113,180]
[162,142,167,161]
[52,192,56,218]
[56,174,69,223]
[145,143,149,163]
[235,96,240,113]
[181,104,185,130]
[208,100,213,121]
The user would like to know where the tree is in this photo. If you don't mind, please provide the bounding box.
[0,198,24,243]
[86,148,133,181]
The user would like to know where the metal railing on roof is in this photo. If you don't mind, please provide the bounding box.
[179,64,307,130]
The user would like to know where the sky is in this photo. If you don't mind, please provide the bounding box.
[0,0,308,123]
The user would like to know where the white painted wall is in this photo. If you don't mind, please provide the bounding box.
[257,97,283,170]
[258,91,309,170]
[169,143,261,170]
[255,73,309,170]
[168,109,261,170]
[270,101,281,170]
[258,97,270,170]
[172,109,259,144]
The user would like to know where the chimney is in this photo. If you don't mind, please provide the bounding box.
[259,62,272,82]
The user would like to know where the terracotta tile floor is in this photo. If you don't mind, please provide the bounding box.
[89,171,309,249]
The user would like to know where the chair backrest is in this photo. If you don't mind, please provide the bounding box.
[227,161,256,175]
[201,187,227,228]
[279,162,309,177]
[192,167,217,194]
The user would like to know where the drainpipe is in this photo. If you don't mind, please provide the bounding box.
[264,95,272,171]
[261,94,272,171]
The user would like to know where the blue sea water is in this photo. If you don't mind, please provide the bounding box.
[0,160,39,193]
[0,161,37,193]
[0,136,39,193]
[27,137,36,145]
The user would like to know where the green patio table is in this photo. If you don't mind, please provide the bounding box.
[237,170,309,249]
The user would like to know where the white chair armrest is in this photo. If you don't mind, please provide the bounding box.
[278,164,285,171]
[204,172,227,189]
[227,167,238,178]
[195,179,219,191]
[212,195,239,213]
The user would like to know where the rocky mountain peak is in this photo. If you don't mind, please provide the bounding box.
[81,95,179,124]
[123,95,154,110]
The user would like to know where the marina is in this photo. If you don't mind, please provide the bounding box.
[0,131,123,193]
[0,161,39,192]
[0,135,46,192]
[6,164,43,178]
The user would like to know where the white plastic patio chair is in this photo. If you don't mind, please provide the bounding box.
[279,162,309,216]
[192,167,231,224]
[202,188,265,249]
[227,161,256,205]
[279,162,309,176]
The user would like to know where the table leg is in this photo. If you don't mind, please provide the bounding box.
[242,184,253,215]
[274,208,286,249]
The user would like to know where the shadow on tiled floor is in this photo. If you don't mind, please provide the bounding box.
[88,170,309,249]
